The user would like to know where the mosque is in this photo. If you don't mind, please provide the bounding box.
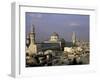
[25,24,77,56]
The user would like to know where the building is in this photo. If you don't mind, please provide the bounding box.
[64,32,77,53]
[64,47,73,53]
[49,32,59,42]
[26,25,37,56]
[42,32,65,51]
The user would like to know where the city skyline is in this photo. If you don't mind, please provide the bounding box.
[26,12,89,42]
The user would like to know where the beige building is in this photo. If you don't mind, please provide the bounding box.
[64,47,73,53]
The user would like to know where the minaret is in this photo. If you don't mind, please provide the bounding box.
[28,24,37,55]
[29,24,35,44]
[72,32,76,46]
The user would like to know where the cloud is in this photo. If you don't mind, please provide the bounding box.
[27,13,43,19]
[36,14,43,18]
[69,22,80,27]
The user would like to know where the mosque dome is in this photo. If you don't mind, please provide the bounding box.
[50,32,59,42]
[51,32,59,37]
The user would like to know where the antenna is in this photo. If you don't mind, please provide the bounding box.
[31,24,35,33]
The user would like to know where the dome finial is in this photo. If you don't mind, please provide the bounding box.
[51,32,59,37]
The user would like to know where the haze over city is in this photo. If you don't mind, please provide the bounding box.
[26,12,89,42]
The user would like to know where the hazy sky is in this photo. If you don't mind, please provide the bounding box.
[26,12,89,42]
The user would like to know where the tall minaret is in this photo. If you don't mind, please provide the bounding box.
[29,24,35,44]
[28,24,37,55]
[72,32,76,46]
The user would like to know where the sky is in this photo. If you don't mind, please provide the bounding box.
[26,12,89,42]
